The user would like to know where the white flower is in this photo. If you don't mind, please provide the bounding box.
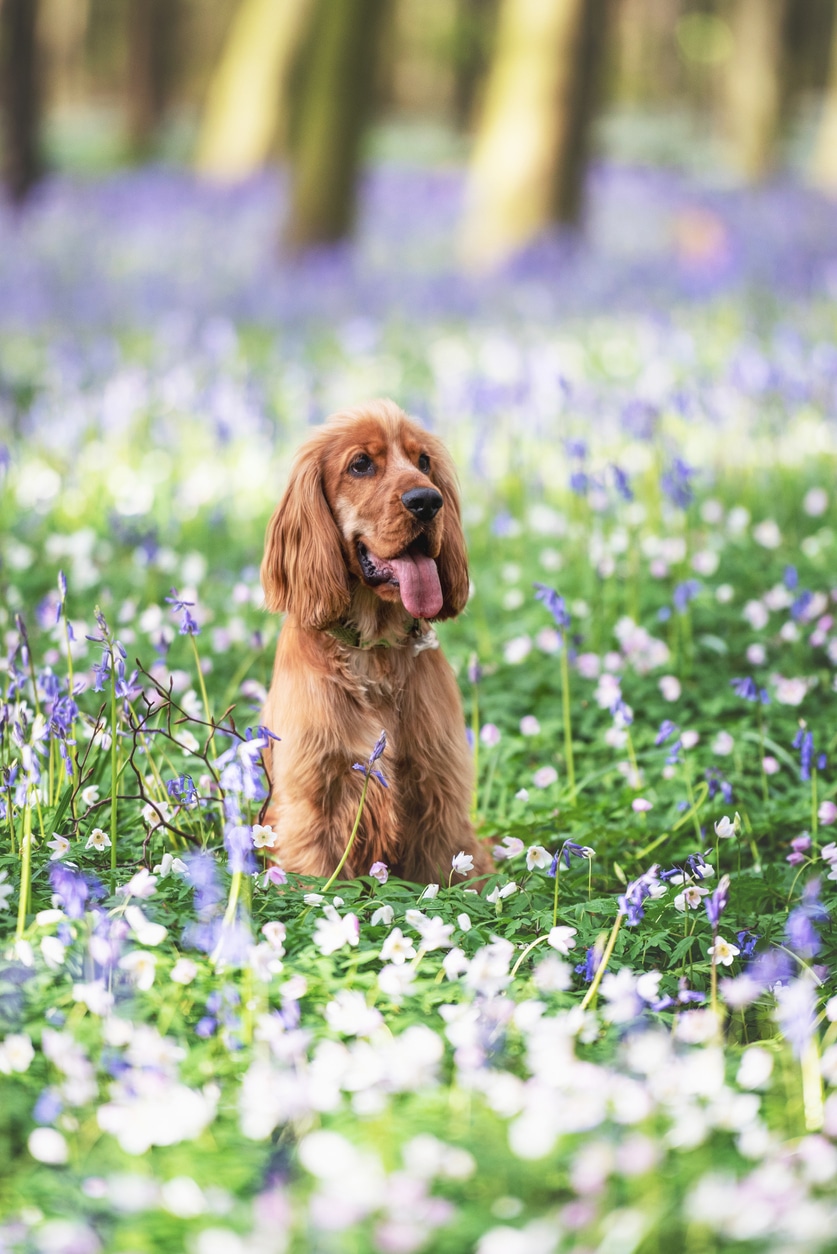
[249,942,284,982]
[674,885,709,911]
[714,813,740,840]
[532,766,558,788]
[252,823,277,849]
[520,715,541,736]
[658,675,681,702]
[72,979,115,1015]
[378,963,416,999]
[504,636,532,664]
[632,798,653,813]
[442,947,470,979]
[804,487,828,516]
[480,724,501,748]
[119,950,158,991]
[141,800,171,827]
[28,1128,69,1165]
[743,600,769,631]
[526,845,551,871]
[493,837,525,860]
[125,905,168,947]
[451,851,475,876]
[708,937,740,967]
[40,935,66,969]
[369,861,388,884]
[753,519,781,548]
[0,1033,34,1074]
[85,827,112,852]
[417,917,456,951]
[514,788,530,802]
[712,731,734,755]
[312,907,360,956]
[420,883,440,901]
[370,904,394,927]
[680,729,700,749]
[153,852,188,877]
[325,990,383,1037]
[80,785,100,807]
[774,676,809,706]
[261,921,287,953]
[486,882,517,904]
[380,927,416,966]
[117,868,157,899]
[457,912,472,932]
[546,925,577,955]
[47,833,71,861]
[170,958,198,985]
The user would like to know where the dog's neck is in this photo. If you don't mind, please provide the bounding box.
[328,584,428,651]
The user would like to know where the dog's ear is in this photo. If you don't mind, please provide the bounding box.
[261,445,351,628]
[427,435,470,620]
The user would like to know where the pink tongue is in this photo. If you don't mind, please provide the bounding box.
[389,552,443,619]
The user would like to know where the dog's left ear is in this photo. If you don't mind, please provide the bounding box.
[427,436,470,620]
[261,443,351,628]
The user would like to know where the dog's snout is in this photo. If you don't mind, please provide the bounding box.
[401,487,443,522]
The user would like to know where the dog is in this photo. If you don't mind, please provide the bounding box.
[259,399,492,884]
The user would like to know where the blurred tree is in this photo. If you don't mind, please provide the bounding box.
[283,0,386,252]
[195,0,312,180]
[38,0,89,112]
[722,0,789,179]
[452,0,497,130]
[0,0,42,203]
[127,0,178,157]
[812,2,837,189]
[461,0,610,270]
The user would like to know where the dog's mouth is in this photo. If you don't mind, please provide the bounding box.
[356,536,443,619]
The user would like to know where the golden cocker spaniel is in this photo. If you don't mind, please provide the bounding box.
[259,399,491,884]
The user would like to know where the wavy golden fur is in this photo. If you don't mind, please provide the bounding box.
[259,399,492,883]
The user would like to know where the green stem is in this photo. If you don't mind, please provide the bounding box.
[510,934,550,979]
[470,678,479,823]
[190,634,217,760]
[16,803,32,941]
[802,1035,824,1132]
[551,861,560,929]
[110,652,118,891]
[322,771,371,894]
[580,912,624,1012]
[560,642,575,801]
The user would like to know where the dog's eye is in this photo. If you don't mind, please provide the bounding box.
[348,454,374,477]
[418,453,430,474]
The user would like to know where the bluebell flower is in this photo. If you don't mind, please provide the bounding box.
[791,590,813,622]
[33,1089,63,1125]
[730,676,759,701]
[611,464,633,501]
[353,729,389,788]
[618,864,660,927]
[736,929,760,960]
[575,946,602,983]
[661,458,696,509]
[655,720,678,746]
[167,774,198,806]
[784,565,798,590]
[673,580,701,614]
[793,728,814,782]
[533,583,571,630]
[704,874,730,928]
[569,470,588,496]
[548,840,594,876]
[224,824,257,875]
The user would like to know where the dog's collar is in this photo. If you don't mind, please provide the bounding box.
[327,618,438,652]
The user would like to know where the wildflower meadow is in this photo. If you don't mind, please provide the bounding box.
[4,164,837,1253]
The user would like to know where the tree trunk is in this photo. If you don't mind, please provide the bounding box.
[282,0,387,253]
[723,0,788,180]
[195,0,313,182]
[452,0,496,131]
[460,0,610,271]
[0,0,42,204]
[811,4,837,190]
[126,0,177,158]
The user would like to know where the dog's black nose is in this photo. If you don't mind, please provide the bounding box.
[402,487,443,522]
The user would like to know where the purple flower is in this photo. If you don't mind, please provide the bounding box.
[704,874,730,928]
[655,720,678,746]
[225,824,257,875]
[618,864,660,927]
[353,730,388,787]
[548,840,594,876]
[775,976,817,1058]
[533,583,571,631]
[793,728,814,782]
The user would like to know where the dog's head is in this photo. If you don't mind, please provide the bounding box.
[261,400,470,629]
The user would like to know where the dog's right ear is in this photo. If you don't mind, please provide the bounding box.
[261,448,351,629]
